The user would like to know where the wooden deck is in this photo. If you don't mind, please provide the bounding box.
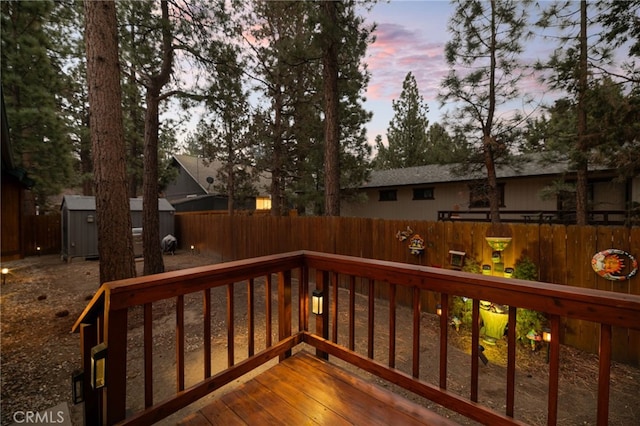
[178,351,457,426]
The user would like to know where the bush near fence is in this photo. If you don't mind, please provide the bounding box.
[175,212,640,365]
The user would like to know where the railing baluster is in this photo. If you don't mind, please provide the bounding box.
[389,283,396,369]
[176,295,185,392]
[348,276,356,351]
[203,289,211,379]
[227,283,234,367]
[548,315,561,426]
[266,274,272,347]
[471,299,480,402]
[412,286,420,378]
[506,306,517,417]
[439,293,448,389]
[331,272,338,343]
[247,278,255,357]
[279,270,292,360]
[144,303,153,407]
[597,323,612,425]
[368,278,375,359]
[315,270,329,360]
[299,267,307,332]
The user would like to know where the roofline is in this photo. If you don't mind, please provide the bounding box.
[172,155,209,194]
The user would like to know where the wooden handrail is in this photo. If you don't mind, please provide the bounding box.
[73,250,640,425]
[437,209,638,225]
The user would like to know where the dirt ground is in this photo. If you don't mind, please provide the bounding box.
[1,252,638,425]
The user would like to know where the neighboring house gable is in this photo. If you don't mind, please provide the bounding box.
[164,155,272,213]
[342,156,637,222]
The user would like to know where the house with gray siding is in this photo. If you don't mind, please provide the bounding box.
[341,156,639,224]
[163,155,272,212]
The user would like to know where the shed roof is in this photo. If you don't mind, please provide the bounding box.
[362,155,610,189]
[61,195,175,212]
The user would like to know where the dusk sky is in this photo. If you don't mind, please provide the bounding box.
[362,0,561,146]
[364,0,453,143]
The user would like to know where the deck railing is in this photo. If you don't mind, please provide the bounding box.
[437,209,638,226]
[73,251,640,425]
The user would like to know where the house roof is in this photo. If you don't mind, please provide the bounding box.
[61,195,175,212]
[172,154,271,196]
[362,155,608,189]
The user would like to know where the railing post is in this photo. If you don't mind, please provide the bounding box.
[105,309,128,425]
[80,323,100,426]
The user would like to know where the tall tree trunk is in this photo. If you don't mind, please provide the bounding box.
[142,86,163,275]
[227,138,235,215]
[575,0,589,226]
[486,0,501,227]
[80,114,93,196]
[142,0,172,274]
[322,1,340,216]
[270,89,283,216]
[84,0,135,284]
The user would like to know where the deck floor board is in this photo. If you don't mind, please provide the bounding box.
[179,351,457,426]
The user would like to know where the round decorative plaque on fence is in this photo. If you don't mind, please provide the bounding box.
[591,249,638,281]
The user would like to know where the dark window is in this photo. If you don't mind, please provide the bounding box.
[469,182,505,208]
[379,189,397,201]
[413,187,434,200]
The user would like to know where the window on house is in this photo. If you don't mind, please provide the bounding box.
[256,197,271,210]
[379,189,397,201]
[469,182,505,208]
[413,187,434,200]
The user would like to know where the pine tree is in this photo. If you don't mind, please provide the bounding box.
[1,0,74,212]
[376,72,430,169]
[440,0,532,226]
[84,0,136,284]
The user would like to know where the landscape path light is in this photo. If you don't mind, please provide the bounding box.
[312,289,323,315]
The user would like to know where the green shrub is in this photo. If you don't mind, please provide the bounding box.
[513,255,538,281]
[512,255,547,342]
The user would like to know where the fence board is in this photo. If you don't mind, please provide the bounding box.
[169,214,640,364]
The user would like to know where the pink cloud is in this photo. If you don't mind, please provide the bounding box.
[366,22,449,104]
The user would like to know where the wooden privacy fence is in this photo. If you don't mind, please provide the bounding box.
[175,212,640,364]
[24,214,60,256]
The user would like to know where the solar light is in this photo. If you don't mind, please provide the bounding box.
[91,343,107,389]
[190,244,195,254]
[1,268,8,285]
[312,290,323,315]
[436,304,442,316]
[72,370,84,404]
[543,327,552,363]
